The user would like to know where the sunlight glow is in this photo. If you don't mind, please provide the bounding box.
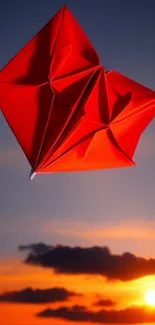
[145,289,155,306]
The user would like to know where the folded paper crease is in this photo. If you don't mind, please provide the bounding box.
[0,6,155,177]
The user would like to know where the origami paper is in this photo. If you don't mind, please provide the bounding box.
[0,6,155,179]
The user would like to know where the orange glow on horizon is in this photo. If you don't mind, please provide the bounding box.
[1,258,155,324]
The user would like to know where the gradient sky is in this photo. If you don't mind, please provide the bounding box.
[0,0,155,257]
[0,1,155,324]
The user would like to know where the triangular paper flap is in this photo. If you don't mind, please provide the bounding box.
[36,68,100,169]
[49,6,99,81]
[110,105,155,159]
[112,93,155,123]
[0,82,53,167]
[106,70,155,122]
[38,118,106,172]
[50,43,72,80]
[0,7,64,85]
[84,68,109,124]
[39,128,134,173]
[110,92,132,122]
[52,66,97,107]
[106,70,153,92]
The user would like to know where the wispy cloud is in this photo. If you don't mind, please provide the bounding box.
[1,216,155,242]
[42,218,155,240]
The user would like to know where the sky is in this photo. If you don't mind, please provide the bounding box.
[0,0,155,324]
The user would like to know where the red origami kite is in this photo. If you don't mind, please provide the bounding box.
[0,6,155,179]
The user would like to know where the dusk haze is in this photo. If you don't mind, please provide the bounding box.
[0,1,155,325]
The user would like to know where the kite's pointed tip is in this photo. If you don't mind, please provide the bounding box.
[61,5,69,13]
[62,4,68,9]
[29,170,36,180]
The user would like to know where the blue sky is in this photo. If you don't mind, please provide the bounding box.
[0,0,155,259]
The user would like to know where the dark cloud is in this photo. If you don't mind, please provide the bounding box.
[0,287,77,304]
[18,242,53,255]
[37,305,155,323]
[37,305,92,321]
[94,298,116,307]
[21,243,155,281]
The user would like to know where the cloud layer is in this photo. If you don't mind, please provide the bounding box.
[94,298,116,307]
[0,287,77,304]
[20,243,155,281]
[37,304,155,323]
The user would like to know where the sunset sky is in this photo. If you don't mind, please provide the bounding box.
[0,0,155,324]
